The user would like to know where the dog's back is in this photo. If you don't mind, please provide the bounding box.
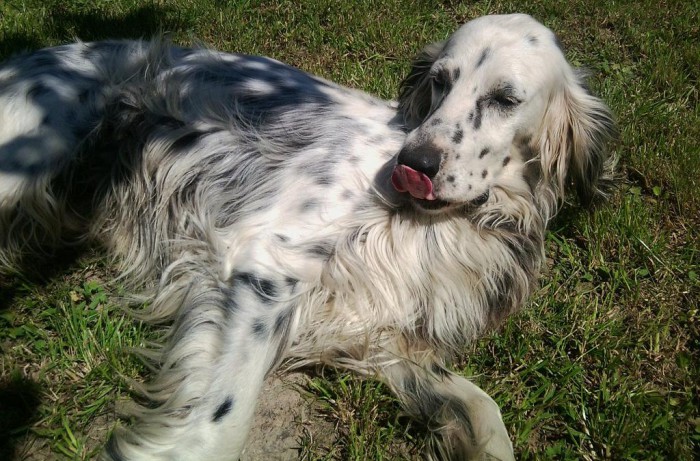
[0,40,402,276]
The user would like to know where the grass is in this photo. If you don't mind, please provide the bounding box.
[1,0,698,459]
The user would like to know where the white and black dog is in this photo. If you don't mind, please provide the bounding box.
[0,14,615,461]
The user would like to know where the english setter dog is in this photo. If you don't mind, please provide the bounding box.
[0,14,614,461]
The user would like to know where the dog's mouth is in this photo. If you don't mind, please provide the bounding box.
[390,164,490,212]
[391,165,451,211]
[391,164,488,212]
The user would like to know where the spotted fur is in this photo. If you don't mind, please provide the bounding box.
[0,14,614,461]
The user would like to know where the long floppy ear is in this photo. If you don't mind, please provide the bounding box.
[398,41,445,130]
[535,69,617,207]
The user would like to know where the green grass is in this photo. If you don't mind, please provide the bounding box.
[1,0,698,460]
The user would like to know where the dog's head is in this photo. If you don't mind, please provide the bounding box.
[393,14,615,220]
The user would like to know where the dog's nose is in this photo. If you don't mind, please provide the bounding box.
[396,143,442,178]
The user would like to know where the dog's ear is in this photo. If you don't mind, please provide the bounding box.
[535,69,617,207]
[398,41,445,130]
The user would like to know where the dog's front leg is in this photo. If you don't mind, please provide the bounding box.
[103,270,298,461]
[380,352,515,461]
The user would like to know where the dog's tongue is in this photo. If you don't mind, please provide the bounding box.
[391,164,436,200]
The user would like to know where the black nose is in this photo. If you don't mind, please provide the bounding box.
[396,143,442,178]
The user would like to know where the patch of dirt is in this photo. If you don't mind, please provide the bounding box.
[242,372,337,460]
[3,372,335,461]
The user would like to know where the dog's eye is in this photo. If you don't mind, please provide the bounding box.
[490,90,521,109]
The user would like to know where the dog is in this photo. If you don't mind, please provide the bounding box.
[0,13,615,461]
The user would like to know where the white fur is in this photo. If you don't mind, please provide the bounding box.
[0,14,614,461]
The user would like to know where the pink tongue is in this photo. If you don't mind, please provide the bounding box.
[391,164,436,200]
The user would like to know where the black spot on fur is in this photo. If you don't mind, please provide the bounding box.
[275,234,289,242]
[267,307,296,369]
[300,199,318,212]
[307,242,334,259]
[453,68,461,81]
[519,134,533,148]
[225,296,239,312]
[446,175,455,183]
[479,148,490,159]
[314,171,334,186]
[476,48,491,68]
[273,309,293,336]
[452,128,464,144]
[212,397,234,422]
[527,34,539,45]
[252,318,269,338]
[430,117,443,127]
[503,156,511,166]
[285,277,298,287]
[27,81,52,100]
[467,111,474,122]
[234,272,278,303]
[473,100,483,130]
[481,170,488,178]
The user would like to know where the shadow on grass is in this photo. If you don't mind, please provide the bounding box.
[0,373,42,460]
[0,245,90,310]
[0,33,44,59]
[45,3,194,42]
[0,3,194,59]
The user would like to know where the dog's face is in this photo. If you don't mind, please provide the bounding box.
[393,14,614,215]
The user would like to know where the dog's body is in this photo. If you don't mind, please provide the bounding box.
[0,14,614,461]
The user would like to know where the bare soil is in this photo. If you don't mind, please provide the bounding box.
[4,372,335,461]
[242,372,337,461]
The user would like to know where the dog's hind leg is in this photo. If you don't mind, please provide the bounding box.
[378,347,514,461]
[103,263,299,461]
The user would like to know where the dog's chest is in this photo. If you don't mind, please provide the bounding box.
[217,95,404,281]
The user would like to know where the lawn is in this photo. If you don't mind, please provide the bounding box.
[1,0,698,460]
